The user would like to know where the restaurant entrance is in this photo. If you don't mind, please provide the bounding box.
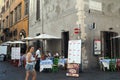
[101,31,118,58]
[61,31,69,58]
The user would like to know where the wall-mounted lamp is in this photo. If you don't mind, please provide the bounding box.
[36,33,40,36]
[109,27,113,30]
[88,9,91,13]
[88,22,96,30]
[20,32,22,36]
[61,29,66,32]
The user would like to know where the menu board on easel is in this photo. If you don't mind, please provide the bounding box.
[66,40,81,77]
[66,63,79,77]
[11,47,21,59]
[68,40,81,64]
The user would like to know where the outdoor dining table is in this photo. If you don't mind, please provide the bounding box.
[40,59,53,72]
[39,58,67,72]
[100,59,111,71]
[58,58,67,67]
[100,59,116,71]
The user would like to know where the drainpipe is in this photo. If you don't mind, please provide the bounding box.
[76,0,86,72]
[40,0,44,53]
[28,0,30,37]
[41,0,44,34]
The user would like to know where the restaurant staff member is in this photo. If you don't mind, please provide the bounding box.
[35,47,41,72]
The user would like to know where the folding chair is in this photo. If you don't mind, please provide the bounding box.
[52,58,59,72]
[99,57,104,71]
[109,59,116,71]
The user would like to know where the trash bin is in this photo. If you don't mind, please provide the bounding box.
[0,54,5,61]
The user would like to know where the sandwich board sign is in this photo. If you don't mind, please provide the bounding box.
[66,40,81,77]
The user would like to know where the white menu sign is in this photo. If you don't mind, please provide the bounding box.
[11,47,21,59]
[68,40,81,64]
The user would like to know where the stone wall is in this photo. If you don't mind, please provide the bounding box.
[29,0,120,70]
[83,0,120,70]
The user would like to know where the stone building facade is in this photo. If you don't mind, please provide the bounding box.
[29,0,120,70]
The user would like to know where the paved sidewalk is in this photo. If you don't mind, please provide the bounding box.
[0,61,120,80]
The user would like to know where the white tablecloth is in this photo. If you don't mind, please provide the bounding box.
[58,58,67,67]
[100,59,111,70]
[39,58,67,72]
[40,59,53,72]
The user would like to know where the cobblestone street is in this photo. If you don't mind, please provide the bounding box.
[0,61,120,80]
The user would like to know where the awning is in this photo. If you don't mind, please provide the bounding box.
[22,36,34,41]
[112,35,120,39]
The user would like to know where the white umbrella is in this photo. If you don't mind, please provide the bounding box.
[33,34,61,53]
[0,42,9,46]
[12,41,25,44]
[34,34,61,40]
[22,37,34,46]
[3,41,25,44]
[22,37,34,41]
[5,41,14,44]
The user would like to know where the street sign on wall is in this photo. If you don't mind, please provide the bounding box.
[89,0,102,11]
[74,28,80,34]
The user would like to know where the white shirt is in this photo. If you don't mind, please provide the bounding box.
[36,49,41,58]
[56,53,59,56]
[48,53,51,57]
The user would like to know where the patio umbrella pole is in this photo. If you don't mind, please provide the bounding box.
[111,38,113,59]
[42,39,45,54]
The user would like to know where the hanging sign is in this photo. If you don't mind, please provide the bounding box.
[74,28,80,34]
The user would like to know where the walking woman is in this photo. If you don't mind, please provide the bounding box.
[25,46,36,80]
